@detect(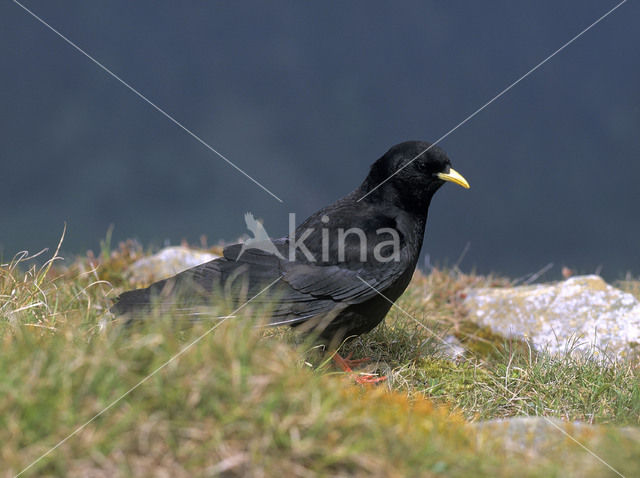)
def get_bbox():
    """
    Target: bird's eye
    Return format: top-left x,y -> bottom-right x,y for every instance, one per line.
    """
416,160 -> 429,172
